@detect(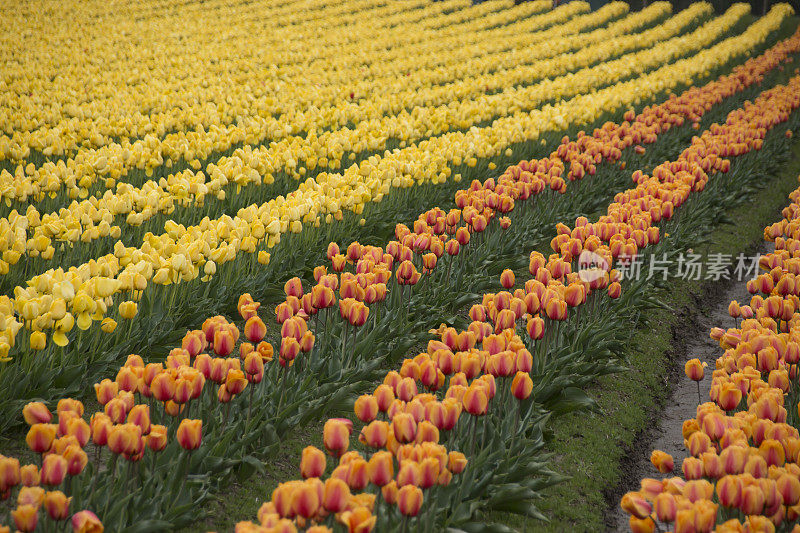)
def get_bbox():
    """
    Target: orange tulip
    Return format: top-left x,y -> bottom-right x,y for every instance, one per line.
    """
62,445 -> 88,476
93,379 -> 118,406
26,423 -> 56,454
526,316 -> 544,340
510,371 -> 533,400
44,490 -> 71,520
323,419 -> 351,457
90,413 -> 112,447
104,397 -> 128,424
176,419 -> 202,451
213,329 -> 235,356
225,369 -> 248,396
366,451 -> 393,487
322,477 -> 350,513
462,385 -> 488,416
397,485 -> 423,516
244,317 -> 267,343
127,404 -> 151,435
740,484 -> 765,515
19,465 -> 39,487
650,450 -> 673,474
71,510 -> 103,533
653,492 -> 677,523
108,423 -> 141,455
354,395 -> 378,423
684,359 -> 705,381
629,516 -> 655,533
22,402 -> 52,425
500,269 -> 515,289
359,420 -> 389,449
338,505 -> 376,533
150,373 -> 175,403
300,446 -> 326,479
40,454 -> 67,486
777,473 -> 800,506
11,504 -> 38,532
0,456 -> 20,492
717,382 -> 742,411
392,413 -> 417,444
291,480 -> 319,519
620,491 -> 652,519
146,425 -> 168,452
